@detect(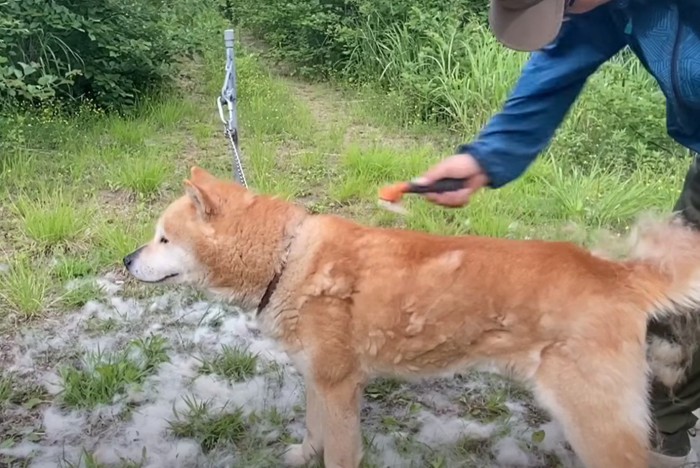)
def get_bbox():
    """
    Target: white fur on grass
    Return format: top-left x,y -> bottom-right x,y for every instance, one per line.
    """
494,437 -> 532,466
415,411 -> 496,446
